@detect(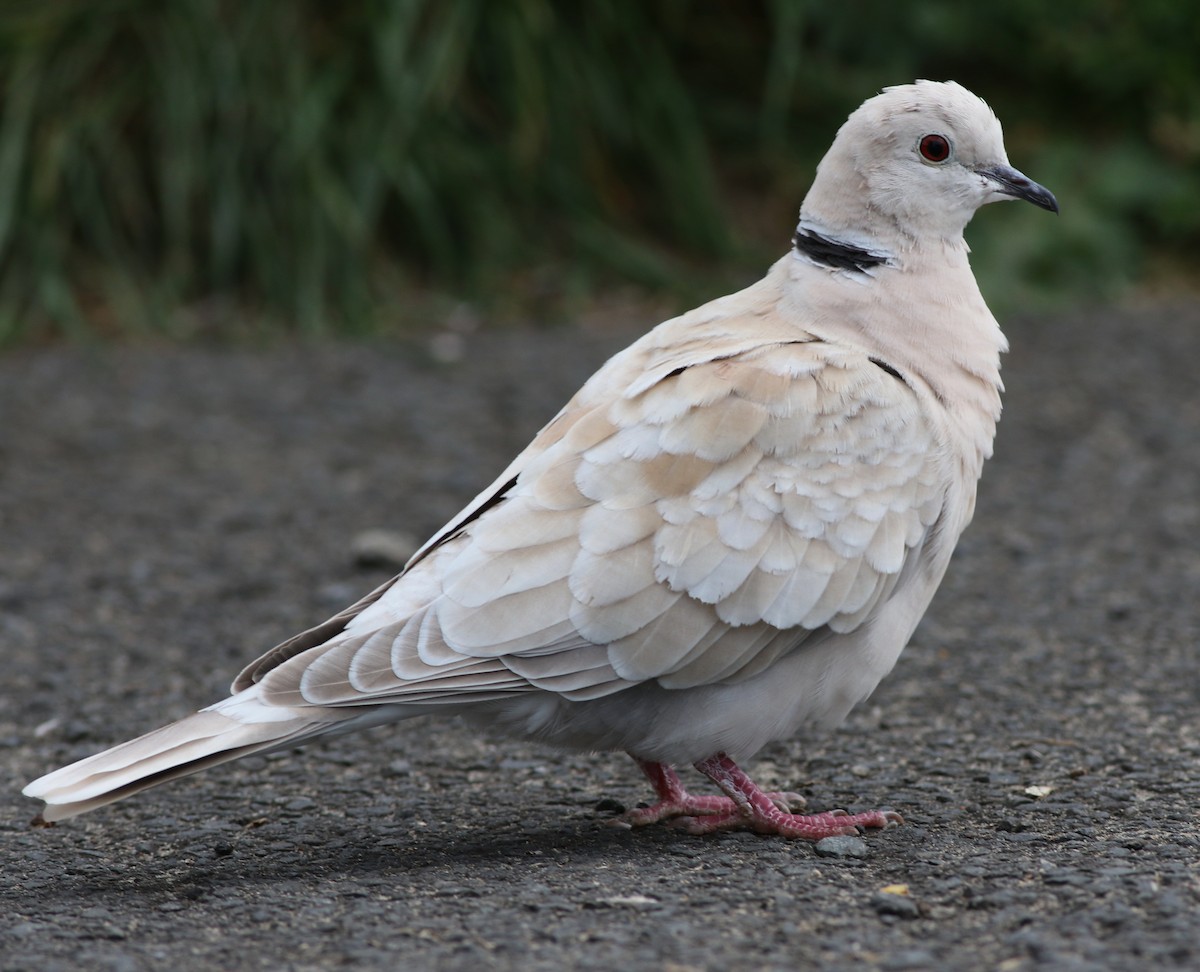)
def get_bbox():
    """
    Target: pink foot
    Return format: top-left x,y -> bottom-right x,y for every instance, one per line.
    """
613,753 -> 902,841
614,759 -> 806,828
682,753 -> 903,840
